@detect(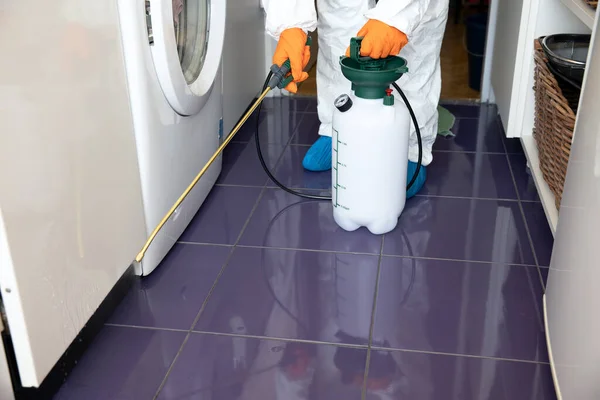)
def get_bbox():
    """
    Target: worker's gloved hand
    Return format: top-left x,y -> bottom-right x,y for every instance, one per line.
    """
345,19 -> 408,59
273,28 -> 311,93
